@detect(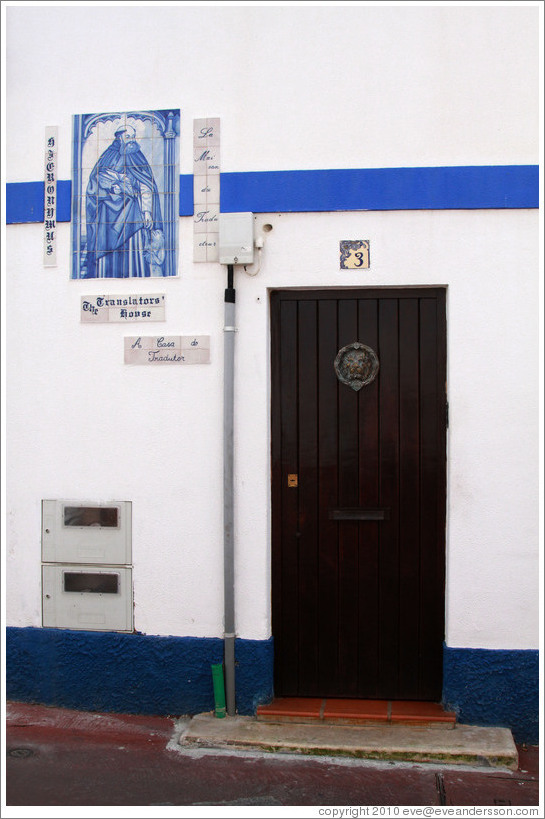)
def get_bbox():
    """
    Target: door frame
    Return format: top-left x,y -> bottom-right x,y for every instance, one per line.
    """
269,285 -> 448,700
